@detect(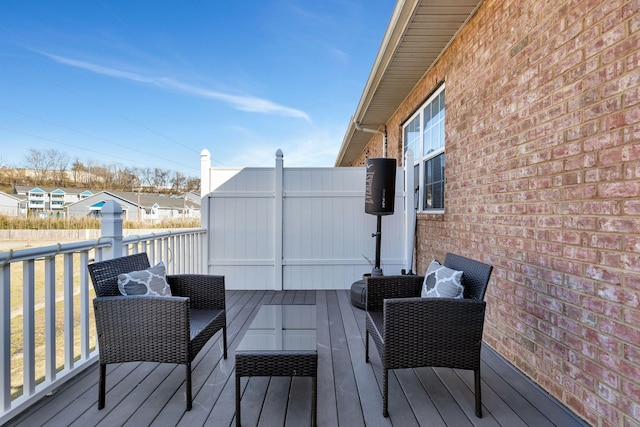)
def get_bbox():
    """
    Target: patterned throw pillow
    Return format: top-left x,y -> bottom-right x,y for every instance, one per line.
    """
421,259 -> 464,299
117,262 -> 172,296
